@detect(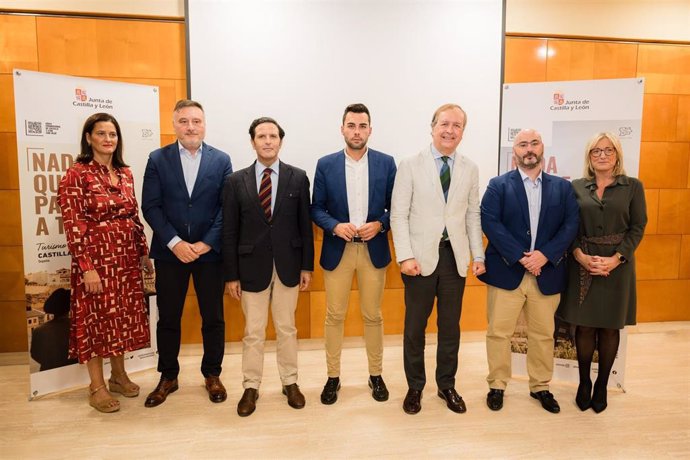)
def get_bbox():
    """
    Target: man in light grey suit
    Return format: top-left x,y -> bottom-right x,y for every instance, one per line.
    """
390,103 -> 485,415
